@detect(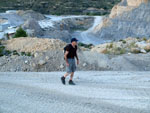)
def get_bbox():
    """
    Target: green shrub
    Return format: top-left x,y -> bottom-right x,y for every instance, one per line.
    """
0,46 -> 12,56
26,52 -> 32,56
120,48 -> 126,54
21,52 -> 26,56
13,27 -> 27,38
13,50 -> 20,56
21,51 -> 32,56
78,42 -> 93,49
106,46 -> 126,55
143,37 -> 147,41
112,47 -> 120,55
122,40 -> 126,44
5,50 -> 12,55
0,46 -> 5,56
106,43 -> 113,49
0,46 -> 5,50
